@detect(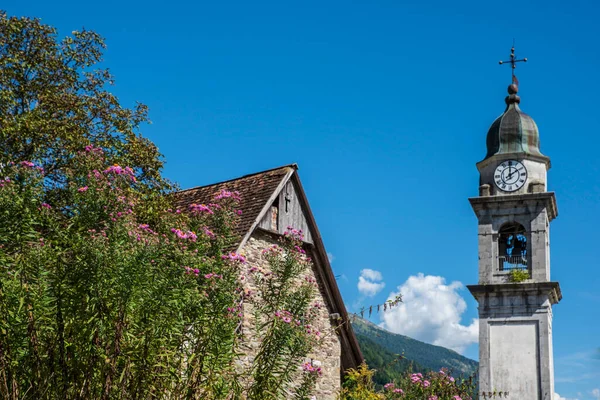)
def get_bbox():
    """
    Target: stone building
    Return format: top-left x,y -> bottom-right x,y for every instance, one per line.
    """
467,77 -> 562,399
173,164 -> 363,398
